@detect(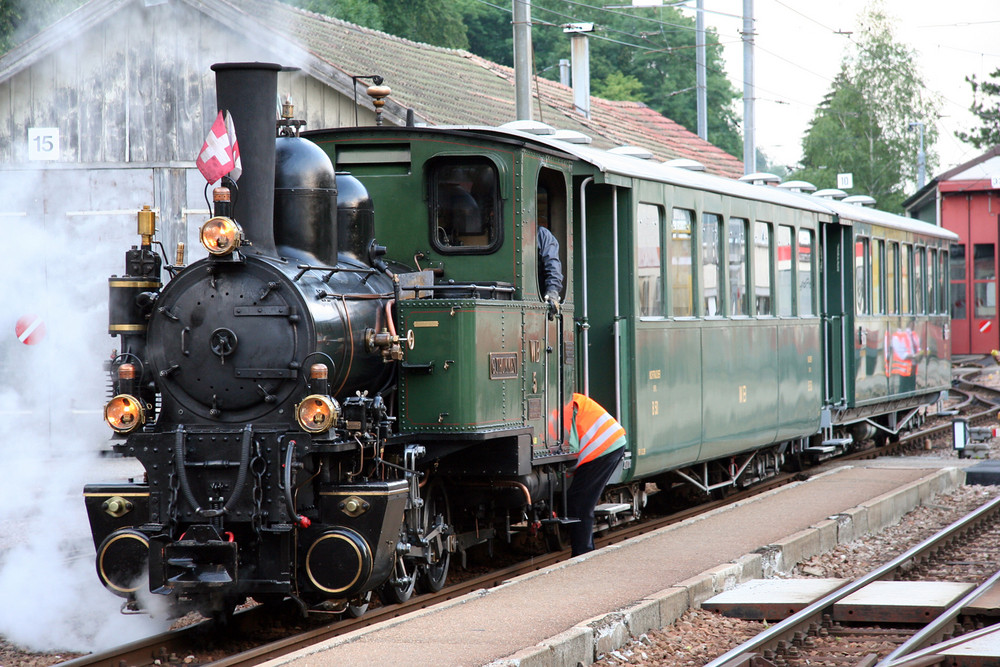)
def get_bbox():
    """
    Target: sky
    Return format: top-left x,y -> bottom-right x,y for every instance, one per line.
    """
687,0 -> 1000,175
